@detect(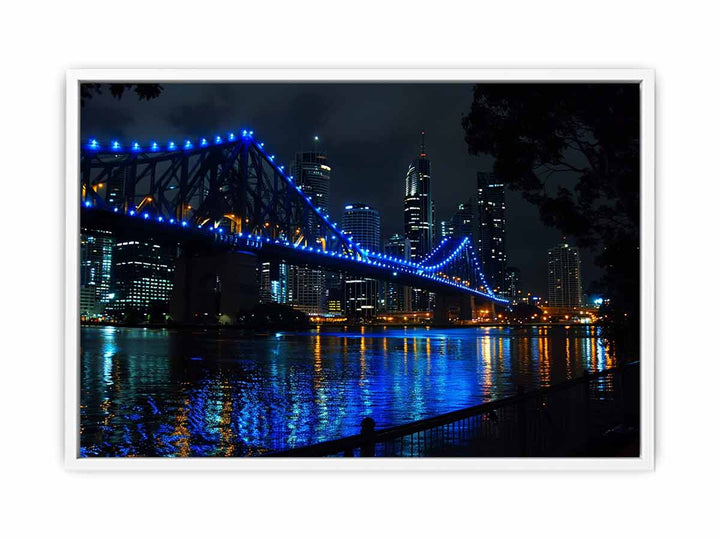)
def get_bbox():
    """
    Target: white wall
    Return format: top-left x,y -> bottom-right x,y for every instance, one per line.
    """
1,1 -> 717,537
